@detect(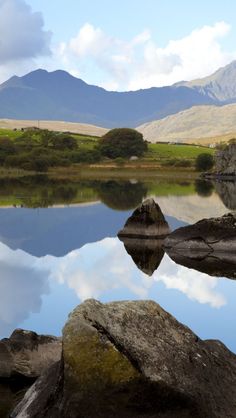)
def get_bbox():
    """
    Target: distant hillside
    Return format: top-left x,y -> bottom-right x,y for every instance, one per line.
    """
176,60 -> 236,102
0,69 -> 214,128
0,119 -> 108,137
137,103 -> 236,143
